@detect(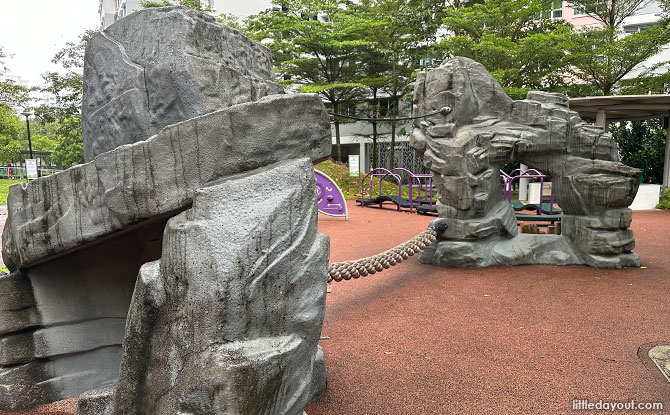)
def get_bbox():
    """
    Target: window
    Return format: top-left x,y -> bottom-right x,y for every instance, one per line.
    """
625,25 -> 650,34
550,0 -> 563,19
534,1 -> 563,20
573,5 -> 586,16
